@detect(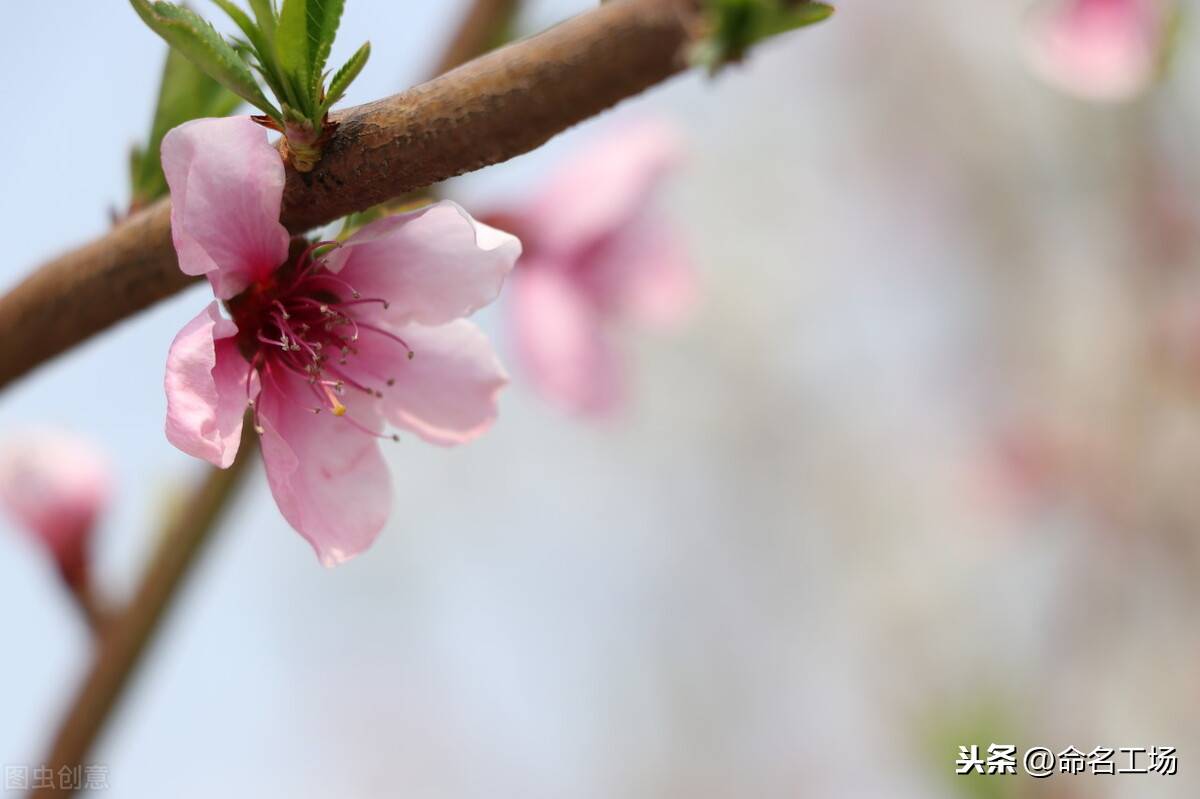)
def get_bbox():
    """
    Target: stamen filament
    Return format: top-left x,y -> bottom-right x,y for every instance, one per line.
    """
322,383 -> 347,416
356,321 -> 414,358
